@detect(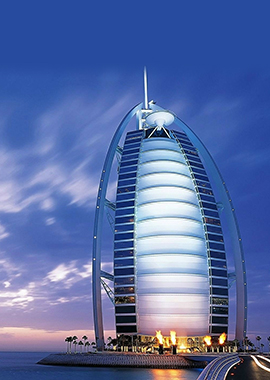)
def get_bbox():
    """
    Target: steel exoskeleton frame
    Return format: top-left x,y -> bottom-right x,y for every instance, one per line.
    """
92,103 -> 247,351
